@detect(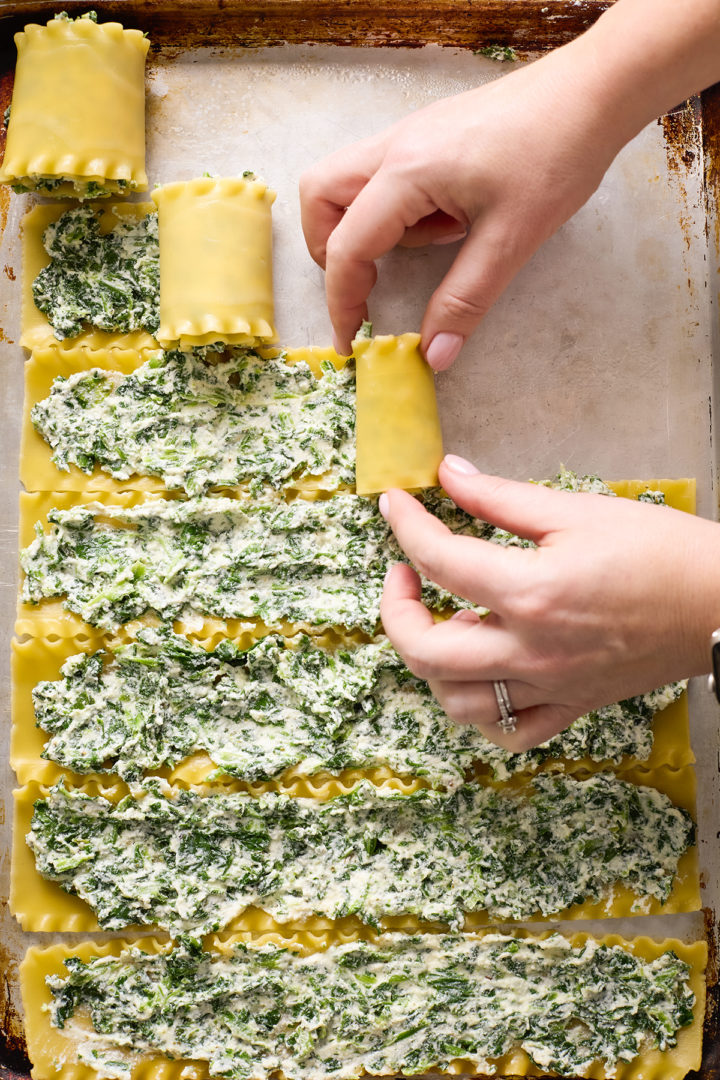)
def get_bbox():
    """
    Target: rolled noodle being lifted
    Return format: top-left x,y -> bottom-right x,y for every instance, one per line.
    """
0,13 -> 148,198
152,176 -> 277,350
353,331 -> 444,495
